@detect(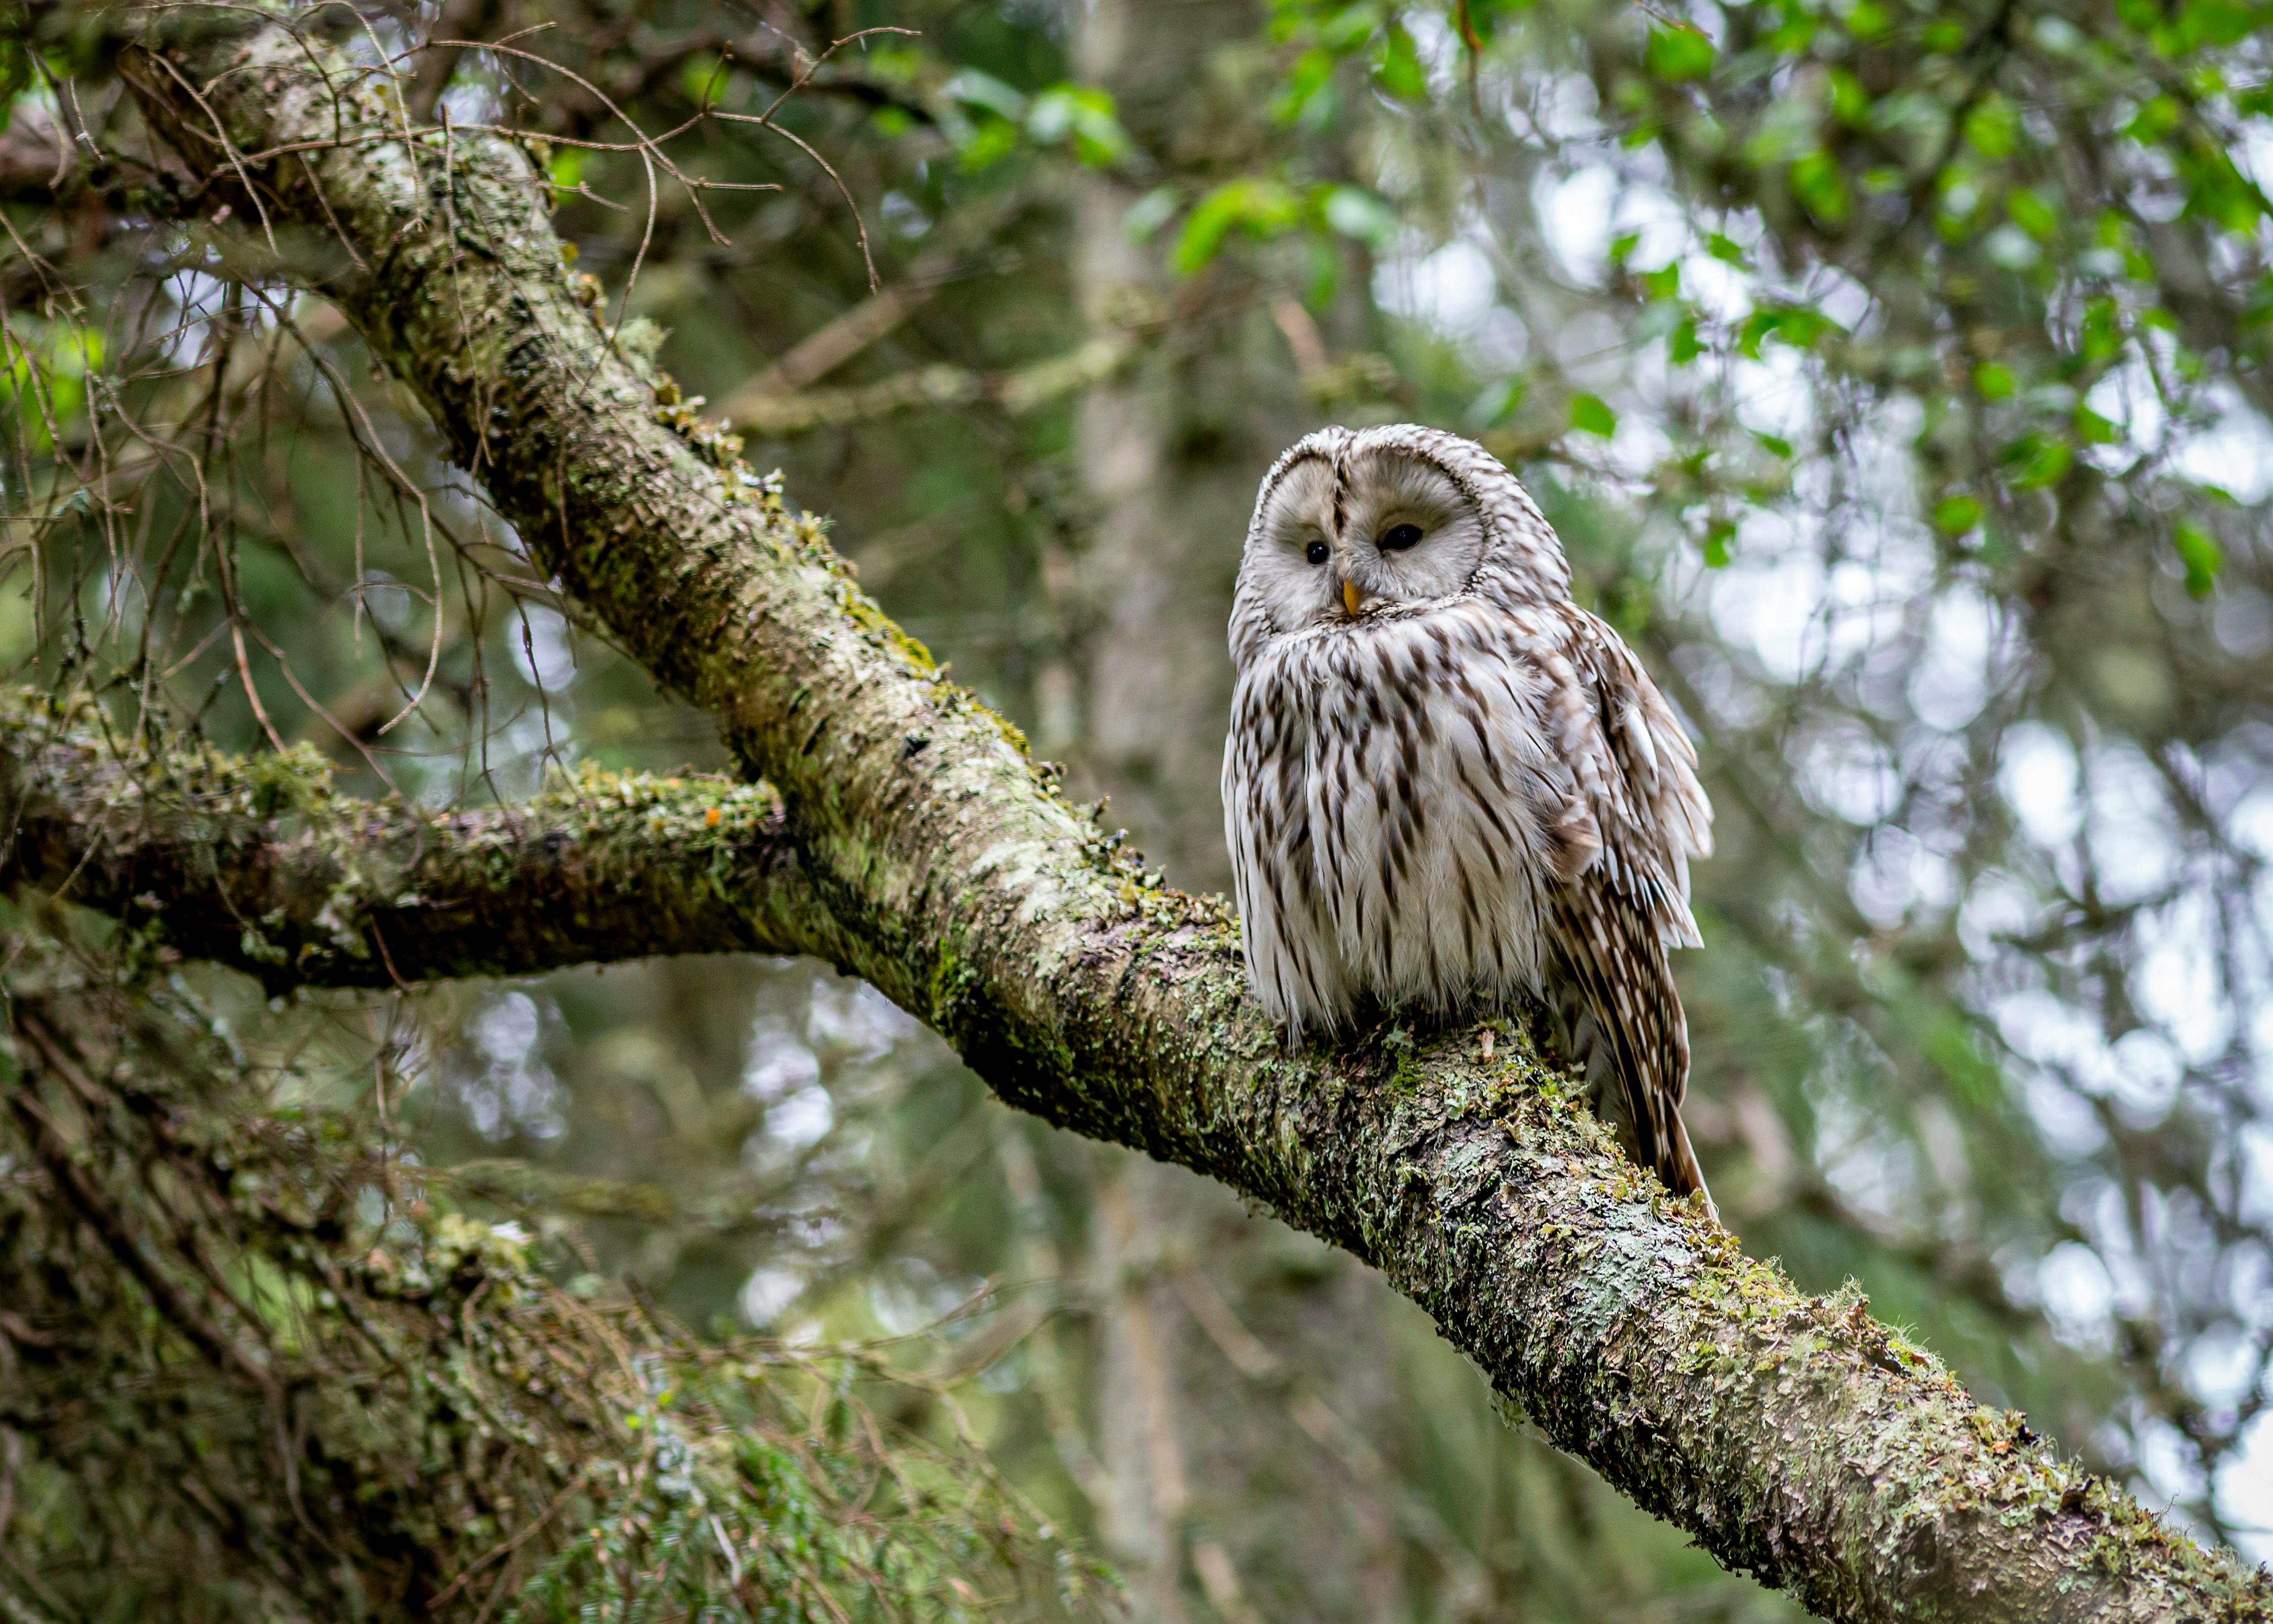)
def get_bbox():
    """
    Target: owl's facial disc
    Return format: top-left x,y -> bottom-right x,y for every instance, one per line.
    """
1246,455 -> 1349,631
1335,447 -> 1488,610
1245,443 -> 1488,635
